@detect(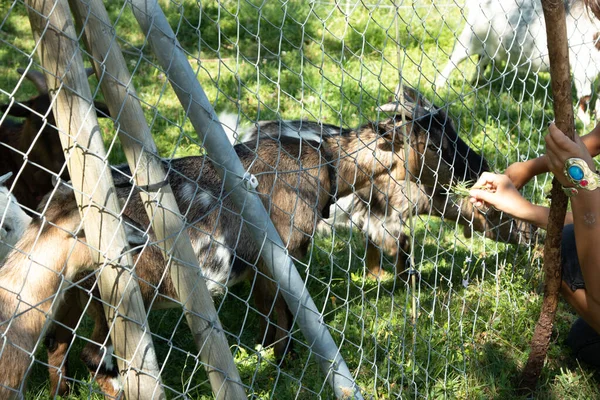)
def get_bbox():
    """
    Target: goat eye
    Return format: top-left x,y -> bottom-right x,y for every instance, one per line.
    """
427,143 -> 440,152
